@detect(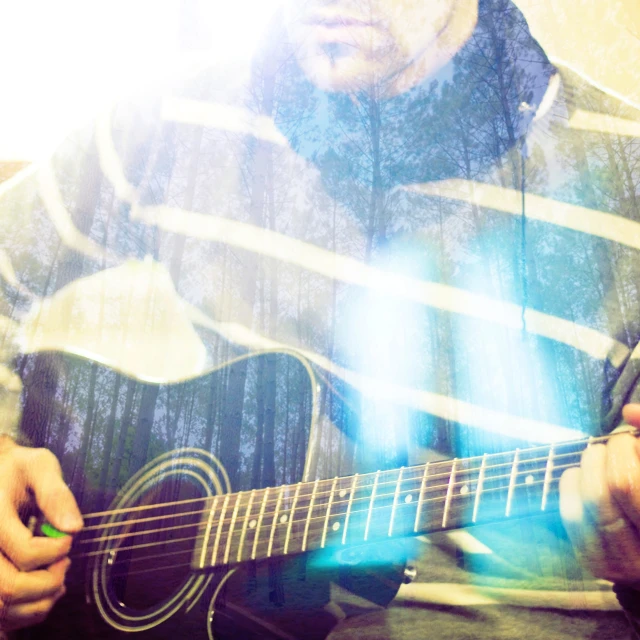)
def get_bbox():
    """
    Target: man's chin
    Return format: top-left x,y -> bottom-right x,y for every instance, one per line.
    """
298,54 -> 380,93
